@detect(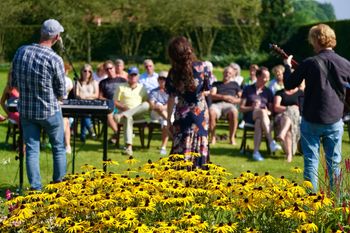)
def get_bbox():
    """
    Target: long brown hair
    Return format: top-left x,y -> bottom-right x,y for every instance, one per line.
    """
168,36 -> 197,92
